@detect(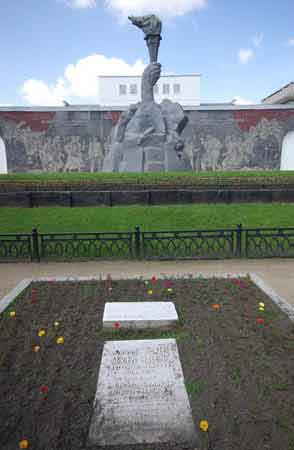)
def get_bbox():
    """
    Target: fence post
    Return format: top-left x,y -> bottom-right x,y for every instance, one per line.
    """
134,225 -> 141,259
32,228 -> 40,262
236,223 -> 243,258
